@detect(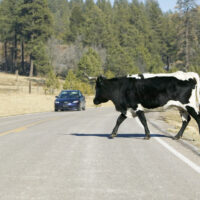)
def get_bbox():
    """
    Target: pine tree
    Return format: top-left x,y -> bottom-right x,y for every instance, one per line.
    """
63,69 -> 93,94
175,0 -> 198,71
63,69 -> 78,90
107,44 -> 139,76
161,13 -> 178,70
17,0 -> 53,92
145,0 -> 164,55
0,0 -> 23,73
77,48 -> 103,80
47,0 -> 70,40
67,4 -> 84,42
82,3 -> 108,47
44,69 -> 60,94
113,0 -> 130,47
